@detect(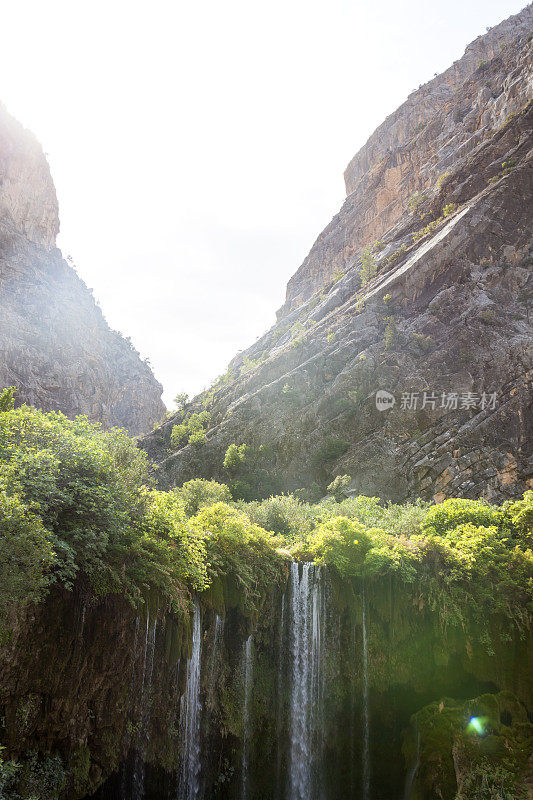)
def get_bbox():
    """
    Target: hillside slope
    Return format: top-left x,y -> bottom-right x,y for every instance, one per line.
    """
143,6 -> 533,501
